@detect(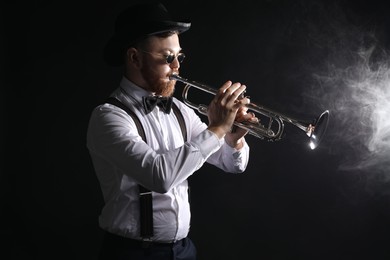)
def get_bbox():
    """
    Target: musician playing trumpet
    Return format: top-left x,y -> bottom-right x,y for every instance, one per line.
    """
86,3 -> 257,260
